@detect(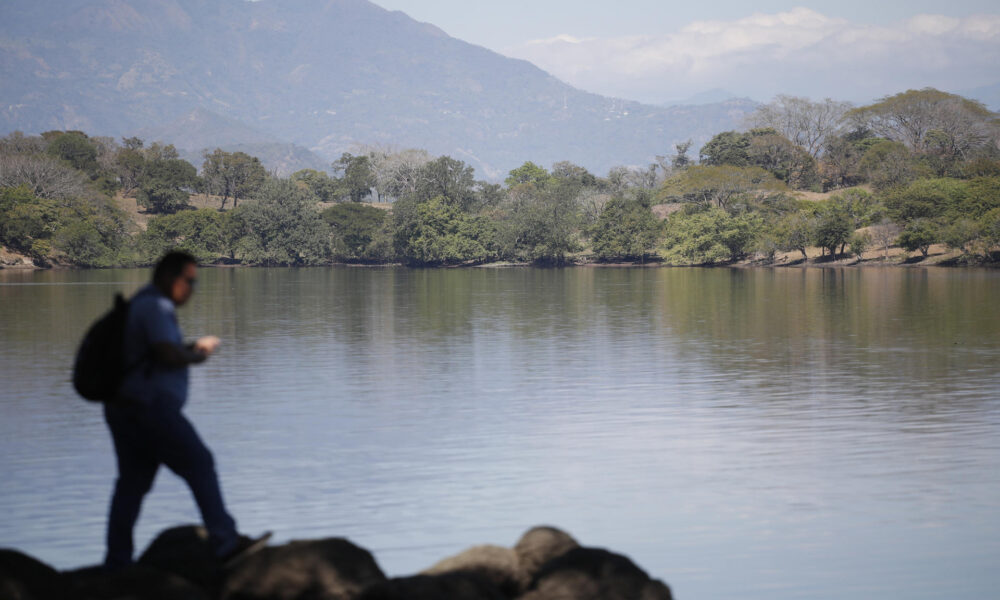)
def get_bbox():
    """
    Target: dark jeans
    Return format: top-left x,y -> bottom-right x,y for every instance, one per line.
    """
103,401 -> 238,567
